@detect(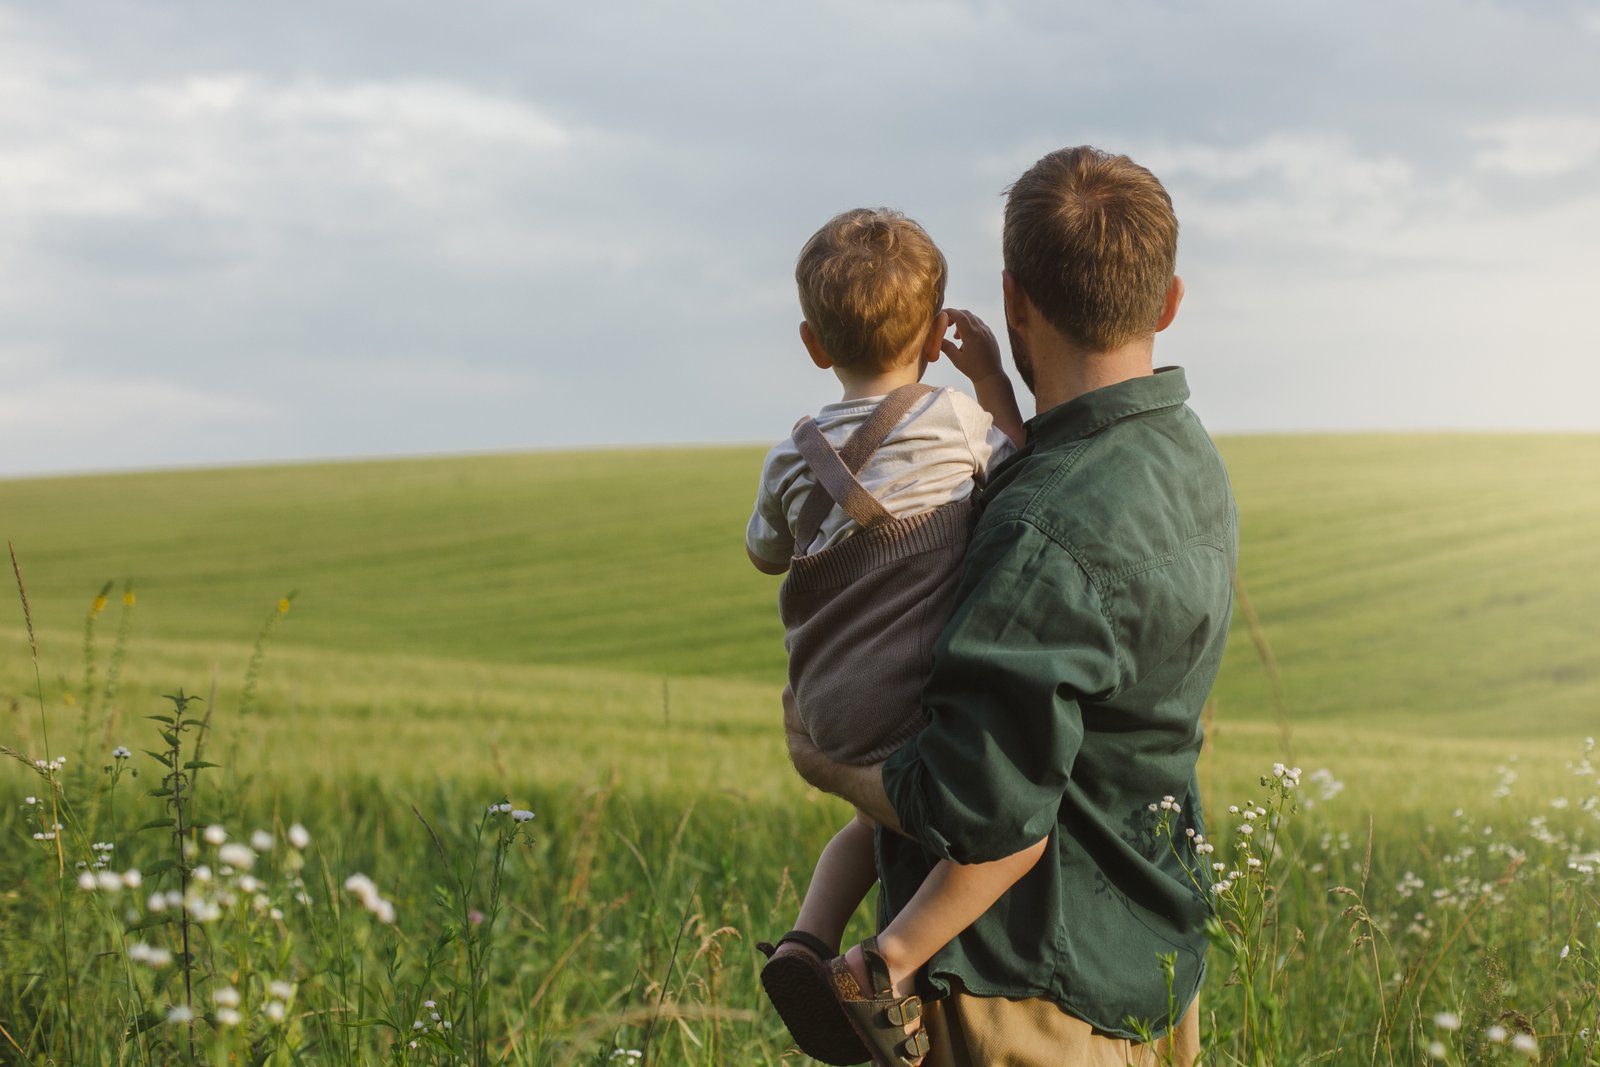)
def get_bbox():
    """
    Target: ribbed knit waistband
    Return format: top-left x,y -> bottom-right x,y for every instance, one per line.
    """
783,499 -> 974,595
